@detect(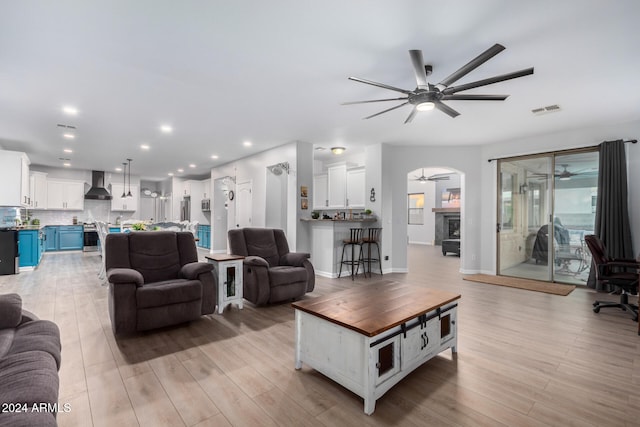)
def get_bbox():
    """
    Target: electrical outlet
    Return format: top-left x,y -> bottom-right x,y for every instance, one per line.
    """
384,255 -> 389,261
